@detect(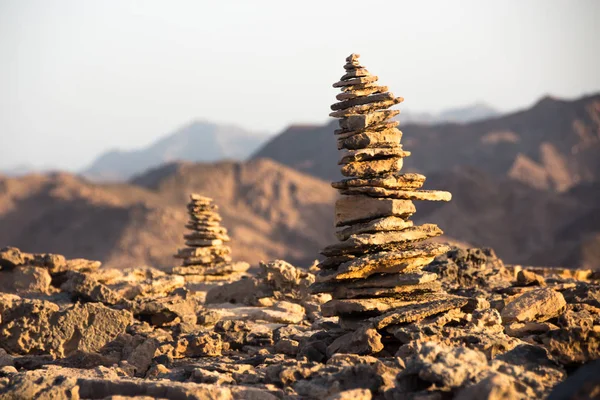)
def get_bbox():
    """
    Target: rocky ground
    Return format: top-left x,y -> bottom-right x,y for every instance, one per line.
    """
0,246 -> 599,399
